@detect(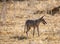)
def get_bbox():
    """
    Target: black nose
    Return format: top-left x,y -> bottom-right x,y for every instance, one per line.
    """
46,22 -> 47,24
